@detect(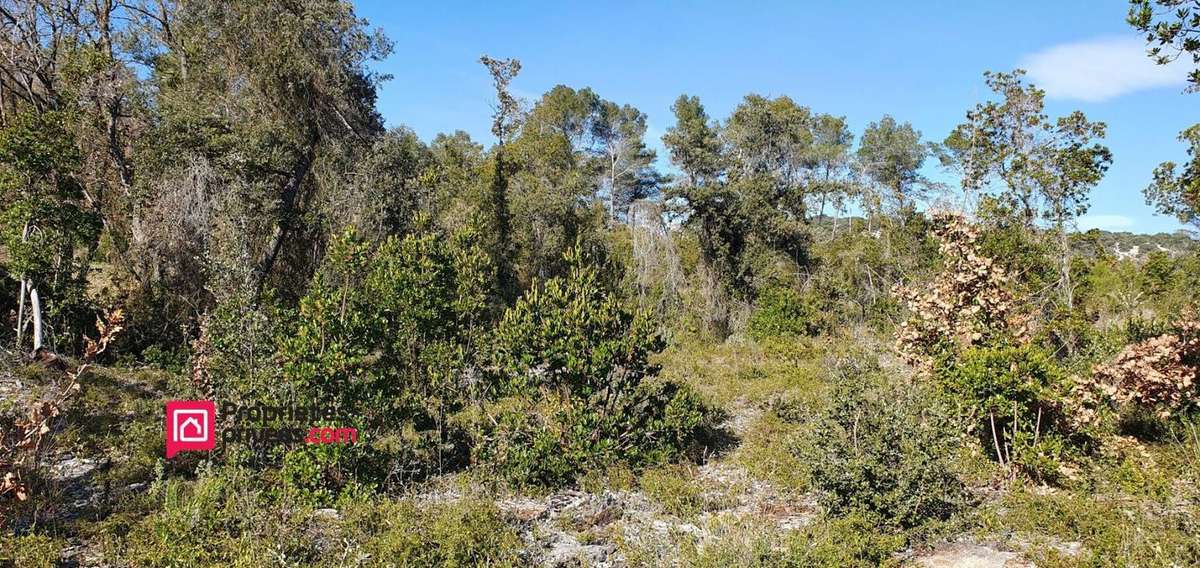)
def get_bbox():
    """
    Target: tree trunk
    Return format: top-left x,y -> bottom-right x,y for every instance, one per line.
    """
15,221 -> 29,350
609,156 -> 617,220
1060,225 -> 1072,311
29,284 -> 43,352
251,140 -> 317,302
